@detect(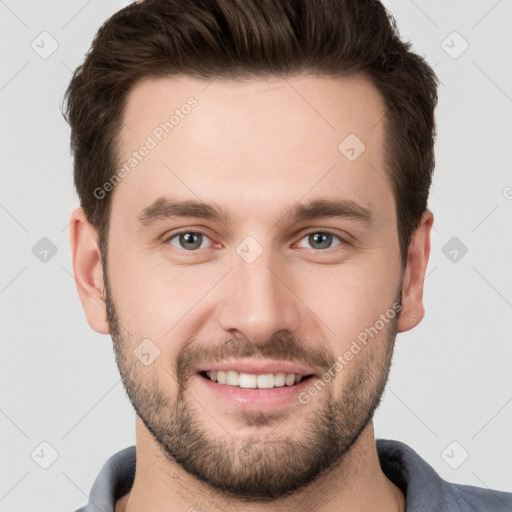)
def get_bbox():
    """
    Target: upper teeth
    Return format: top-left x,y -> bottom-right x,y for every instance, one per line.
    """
205,370 -> 304,388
